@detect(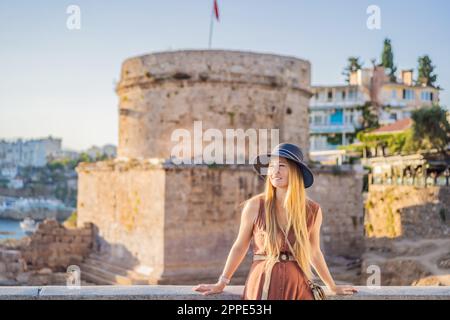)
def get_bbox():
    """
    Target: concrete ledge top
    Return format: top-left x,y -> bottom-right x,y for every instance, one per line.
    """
0,285 -> 449,300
